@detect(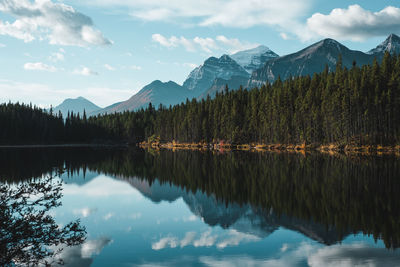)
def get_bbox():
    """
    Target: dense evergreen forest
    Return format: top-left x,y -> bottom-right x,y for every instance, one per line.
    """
0,103 -> 109,144
1,52 -> 399,145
